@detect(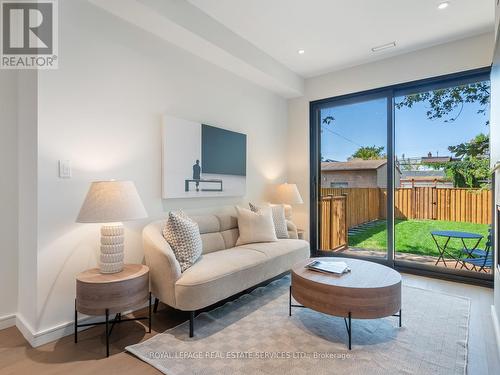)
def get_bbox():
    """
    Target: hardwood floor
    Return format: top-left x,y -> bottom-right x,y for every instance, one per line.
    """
0,274 -> 499,374
403,274 -> 500,375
